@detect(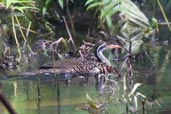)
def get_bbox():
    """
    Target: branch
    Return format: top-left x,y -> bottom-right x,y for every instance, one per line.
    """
62,16 -> 77,52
